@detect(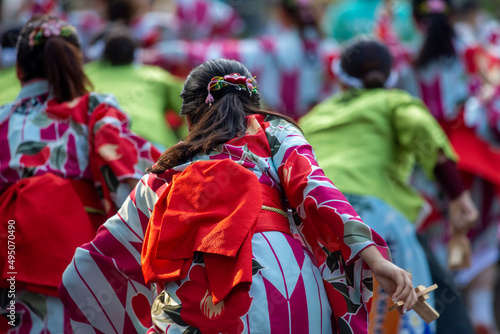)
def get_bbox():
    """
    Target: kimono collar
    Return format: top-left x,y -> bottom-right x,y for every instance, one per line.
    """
16,80 -> 50,101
